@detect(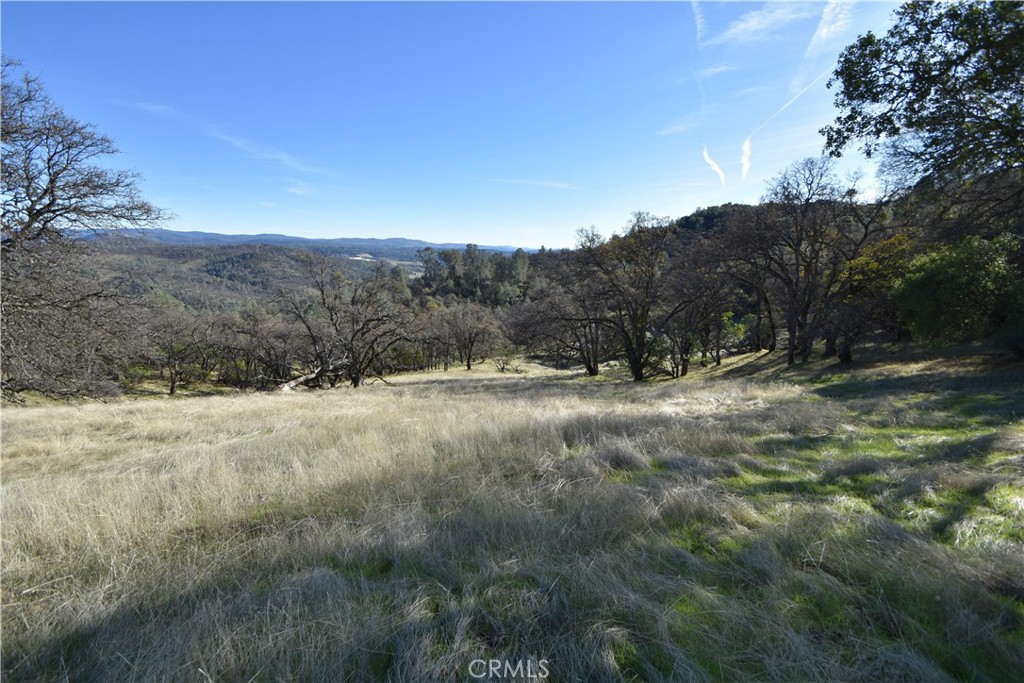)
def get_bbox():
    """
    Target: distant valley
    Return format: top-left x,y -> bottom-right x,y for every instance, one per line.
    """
94,228 -> 529,262
84,228 -> 536,313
